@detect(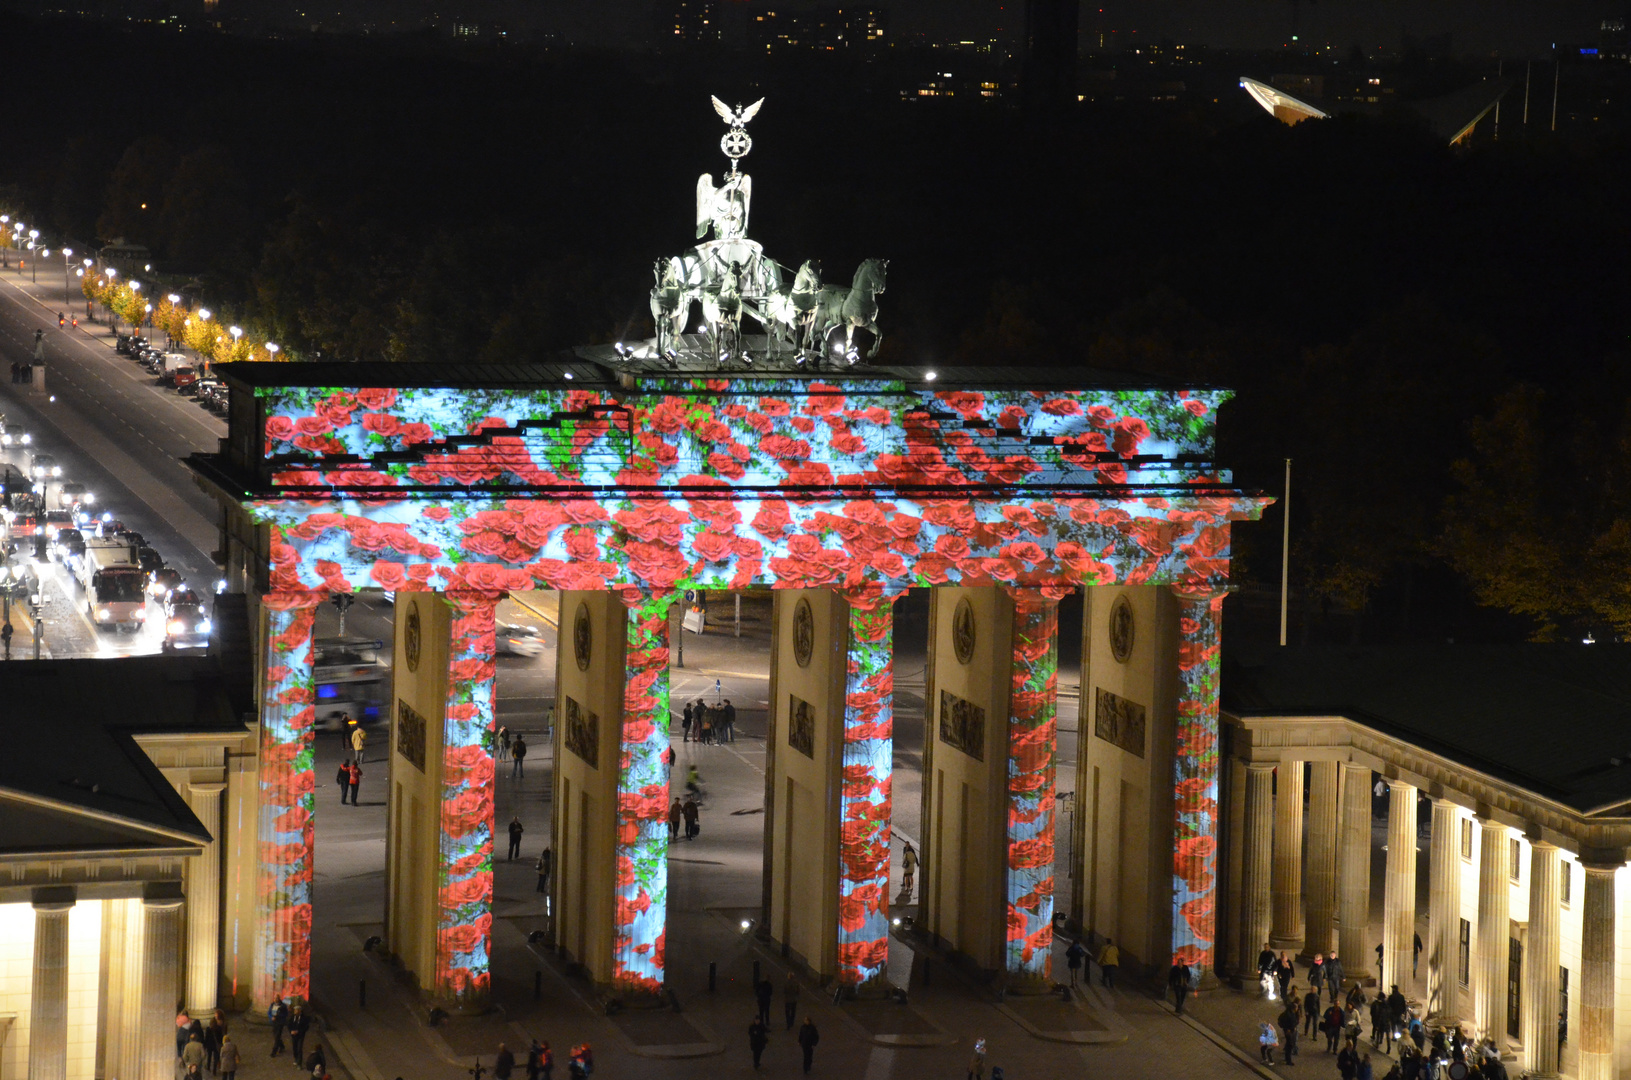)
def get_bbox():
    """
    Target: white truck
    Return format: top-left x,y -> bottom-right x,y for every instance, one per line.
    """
79,538 -> 147,630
